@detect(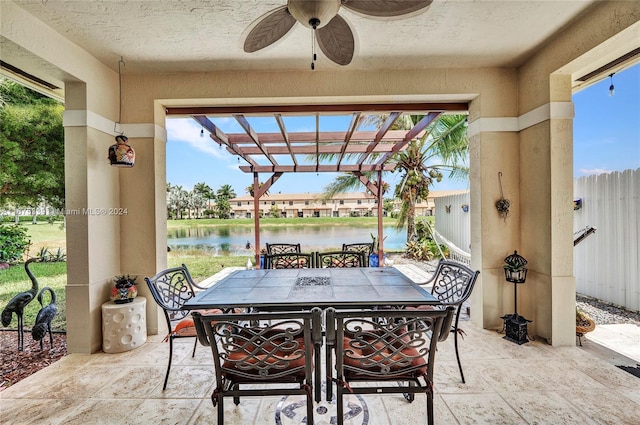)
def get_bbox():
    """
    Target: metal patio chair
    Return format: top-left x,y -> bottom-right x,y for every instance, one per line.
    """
326,307 -> 455,425
317,251 -> 366,268
265,243 -> 302,254
342,242 -> 374,266
263,252 -> 315,269
145,264 -> 221,390
407,259 -> 480,383
192,308 -> 323,424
